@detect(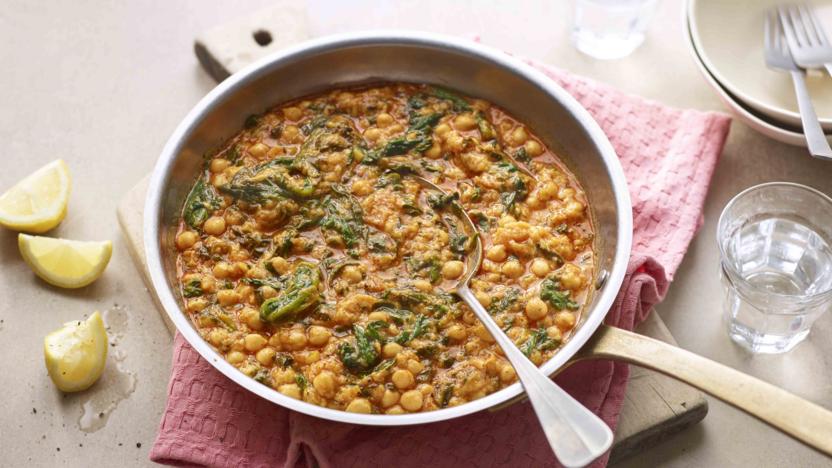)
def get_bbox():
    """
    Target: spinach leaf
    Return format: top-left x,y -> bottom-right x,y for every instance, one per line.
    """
476,112 -> 496,141
521,327 -> 560,357
367,230 -> 396,253
338,324 -> 380,373
394,314 -> 431,345
432,86 -> 471,111
540,278 -> 579,310
514,147 -> 531,164
373,358 -> 396,373
374,306 -> 412,325
426,192 -> 459,210
260,262 -> 321,323
320,190 -> 365,248
182,279 -> 203,298
488,288 -> 520,315
183,178 -> 219,228
438,384 -> 454,408
295,373 -> 308,391
364,112 -> 442,164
